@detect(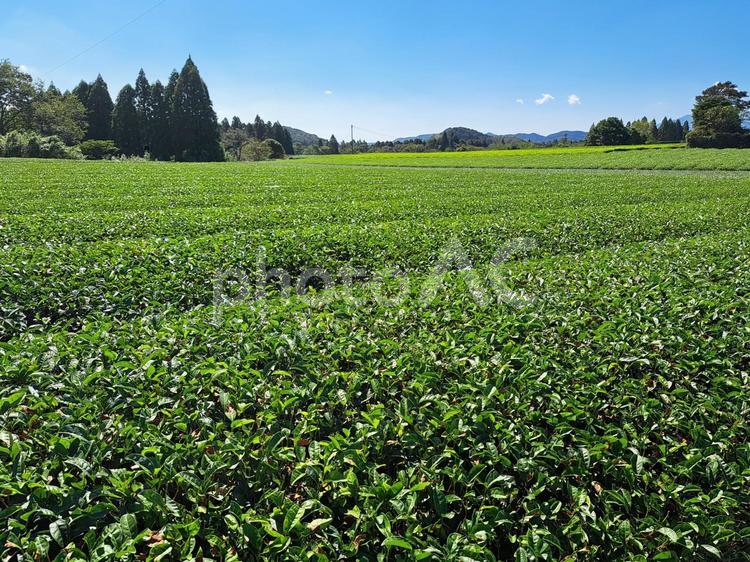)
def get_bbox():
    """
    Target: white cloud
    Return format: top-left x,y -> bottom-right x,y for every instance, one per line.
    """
535,93 -> 554,105
324,90 -> 333,95
567,94 -> 581,105
516,98 -> 524,104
